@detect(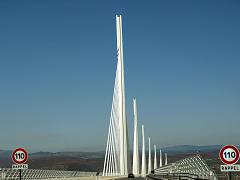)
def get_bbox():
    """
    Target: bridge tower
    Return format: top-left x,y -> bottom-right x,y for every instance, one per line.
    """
159,149 -> 162,167
132,98 -> 139,176
103,15 -> 129,176
141,125 -> 146,177
148,138 -> 152,174
165,153 -> 168,165
154,145 -> 157,169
